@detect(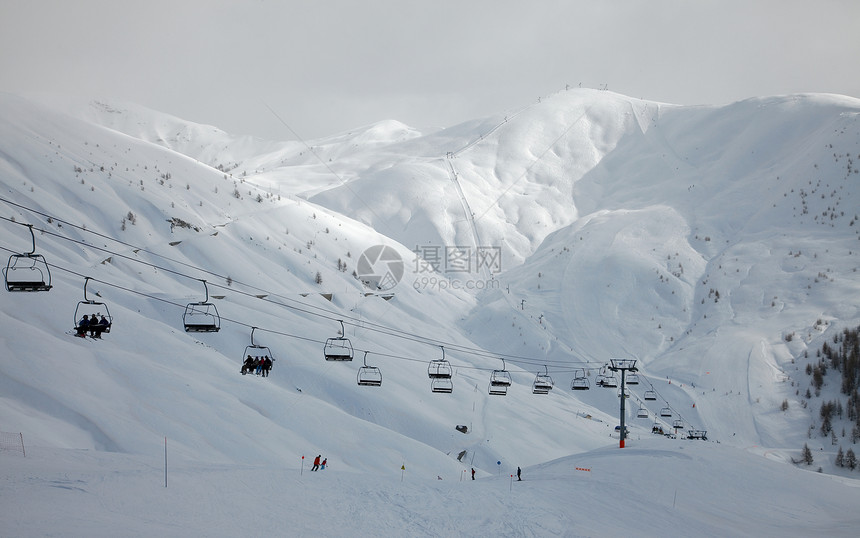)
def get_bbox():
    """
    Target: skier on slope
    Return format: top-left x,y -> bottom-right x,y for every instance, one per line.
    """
312,455 -> 321,471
